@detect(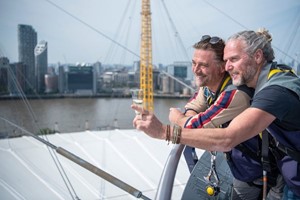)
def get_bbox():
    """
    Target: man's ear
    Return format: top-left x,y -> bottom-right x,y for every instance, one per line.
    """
254,49 -> 264,64
219,63 -> 226,73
